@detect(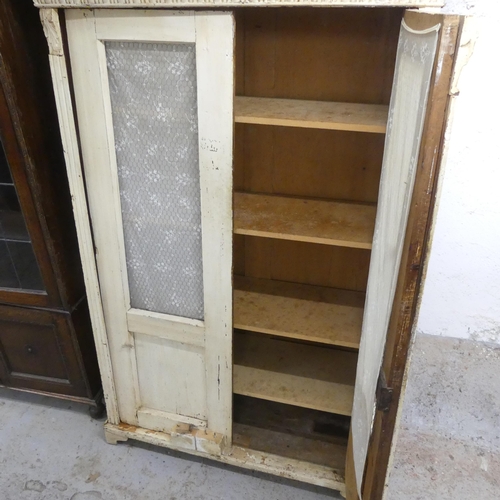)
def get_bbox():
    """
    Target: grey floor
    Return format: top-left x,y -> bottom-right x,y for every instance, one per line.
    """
0,388 -> 341,500
385,334 -> 500,500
